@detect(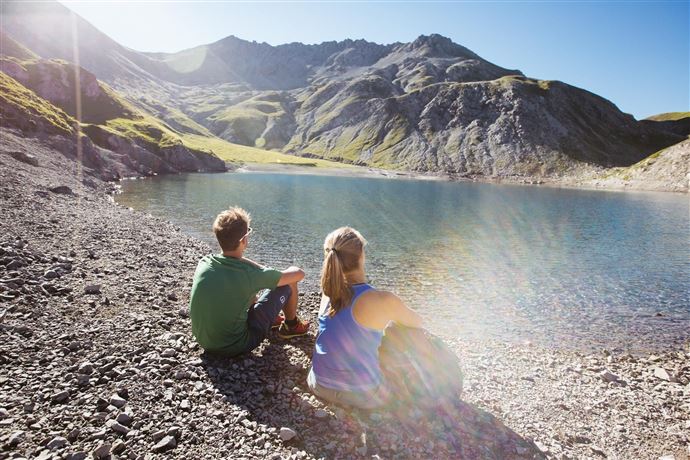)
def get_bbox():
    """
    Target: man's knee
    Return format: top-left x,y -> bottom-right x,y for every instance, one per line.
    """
274,284 -> 292,303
